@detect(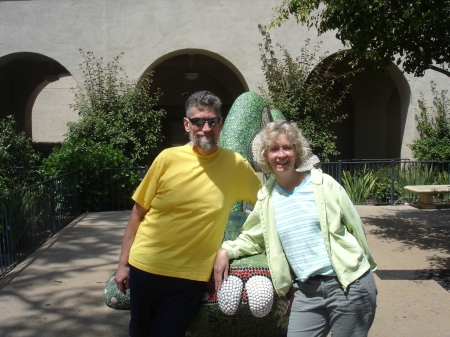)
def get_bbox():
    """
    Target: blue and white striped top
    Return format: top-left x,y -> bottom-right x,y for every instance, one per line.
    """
273,174 -> 335,282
